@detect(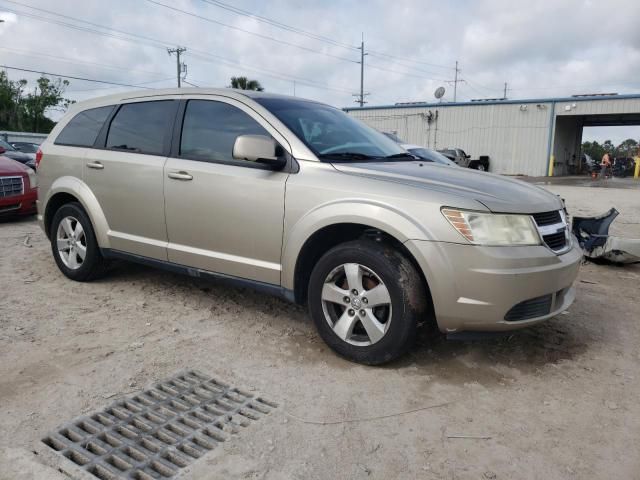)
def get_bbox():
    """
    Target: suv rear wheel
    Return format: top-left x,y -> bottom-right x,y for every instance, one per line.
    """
308,239 -> 427,365
50,202 -> 106,281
